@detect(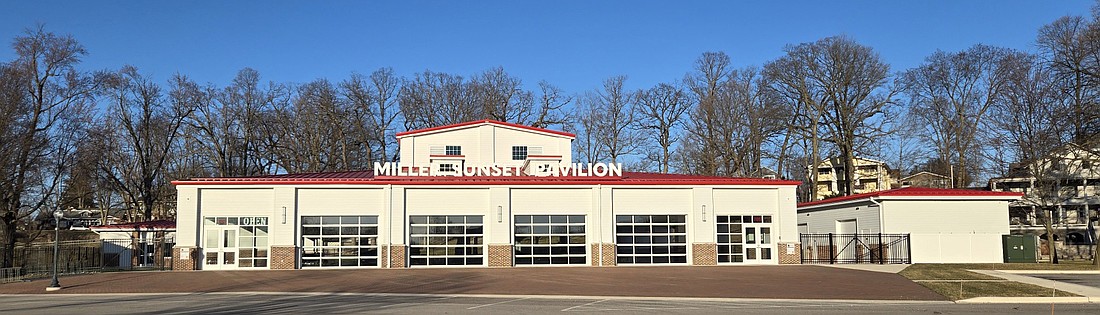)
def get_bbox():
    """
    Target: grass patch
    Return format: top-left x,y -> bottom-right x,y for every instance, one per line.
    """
899,264 -> 1085,301
900,264 -> 1000,280
918,281 -> 1078,301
